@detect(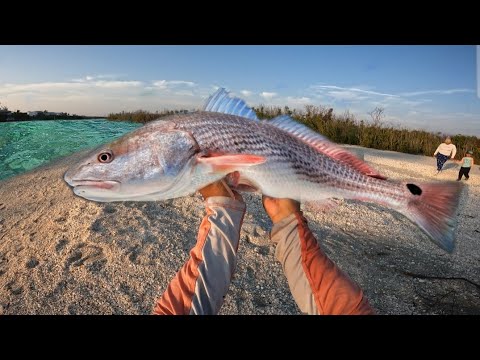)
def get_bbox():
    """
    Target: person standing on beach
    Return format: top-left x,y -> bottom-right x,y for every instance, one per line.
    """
152,179 -> 374,315
434,136 -> 457,174
457,150 -> 474,181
